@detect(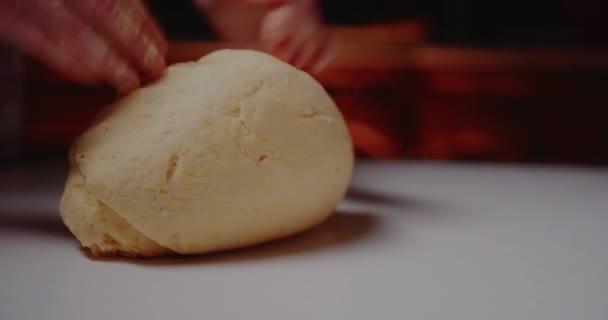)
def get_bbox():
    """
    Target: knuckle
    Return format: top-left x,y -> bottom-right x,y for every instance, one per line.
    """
110,3 -> 145,41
